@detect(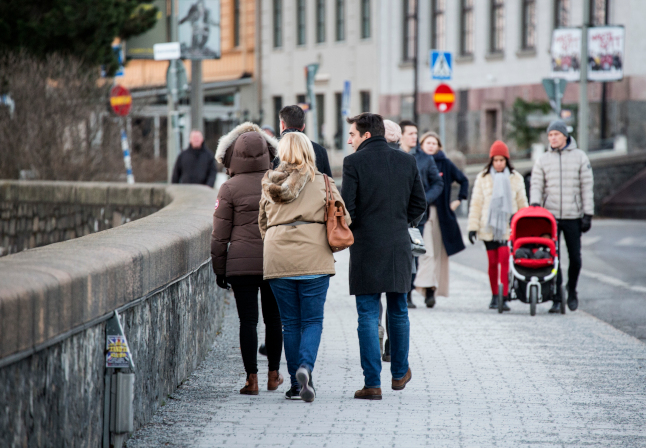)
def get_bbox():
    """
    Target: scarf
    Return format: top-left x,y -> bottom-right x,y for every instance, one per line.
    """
487,167 -> 513,242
